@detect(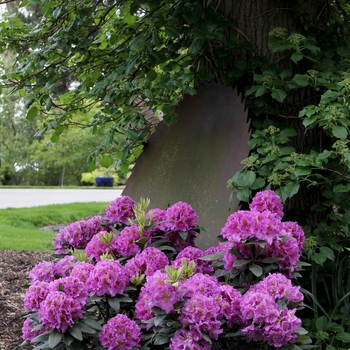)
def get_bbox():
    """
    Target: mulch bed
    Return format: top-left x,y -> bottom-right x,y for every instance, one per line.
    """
0,250 -> 54,350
